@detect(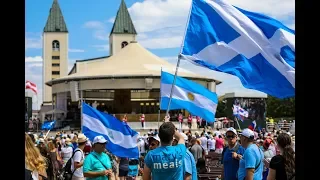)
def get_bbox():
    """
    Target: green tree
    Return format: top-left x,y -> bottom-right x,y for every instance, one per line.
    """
216,100 -> 227,117
266,96 -> 295,118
